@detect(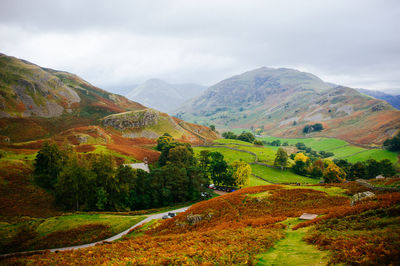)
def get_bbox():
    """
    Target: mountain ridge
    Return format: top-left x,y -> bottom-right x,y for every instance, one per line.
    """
0,53 -> 217,145
175,67 -> 400,145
